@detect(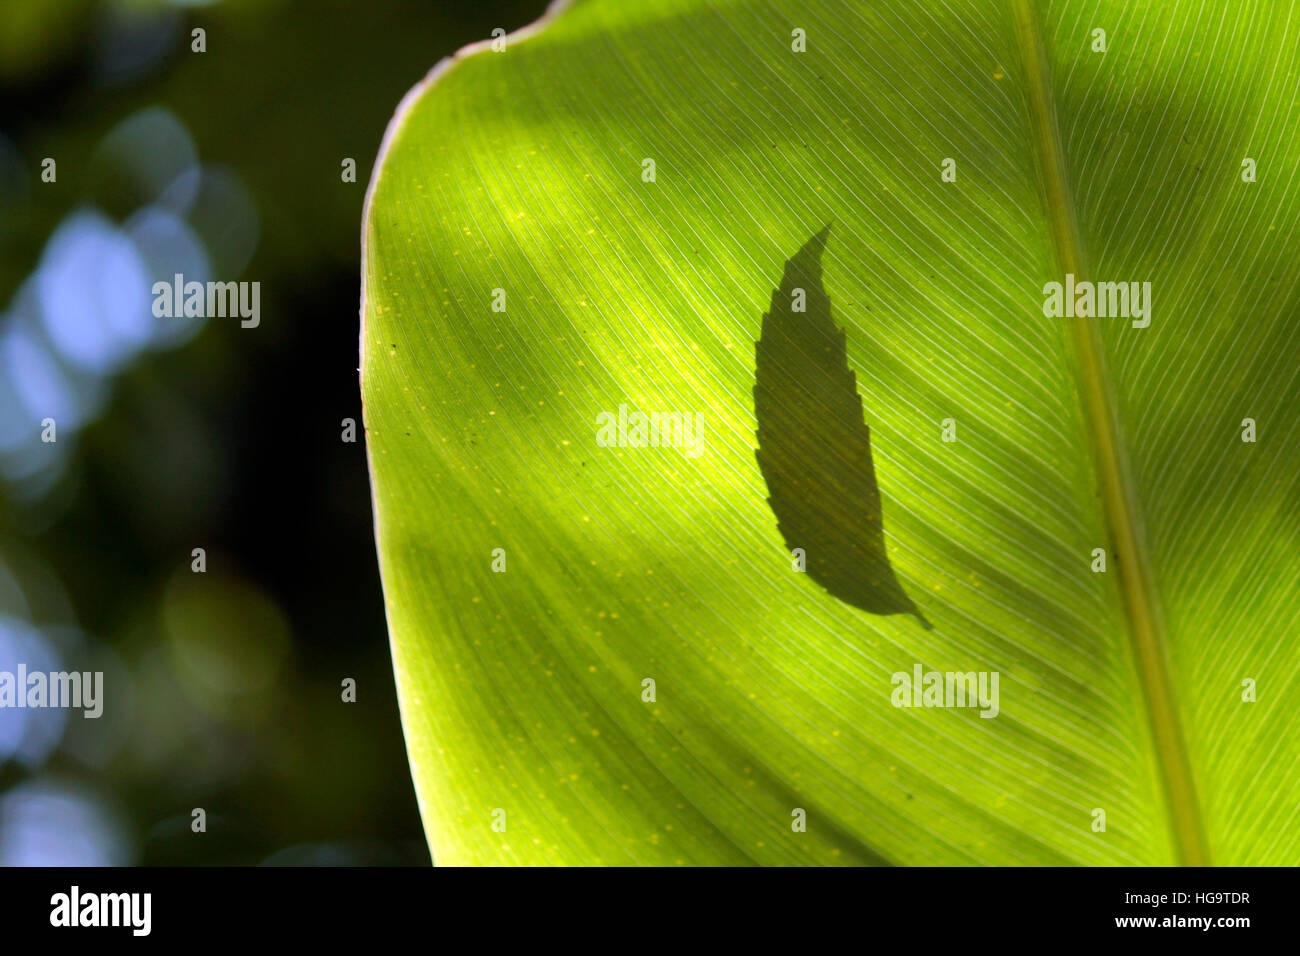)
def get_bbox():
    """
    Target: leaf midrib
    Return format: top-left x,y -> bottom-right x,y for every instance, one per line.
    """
1011,0 -> 1211,866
